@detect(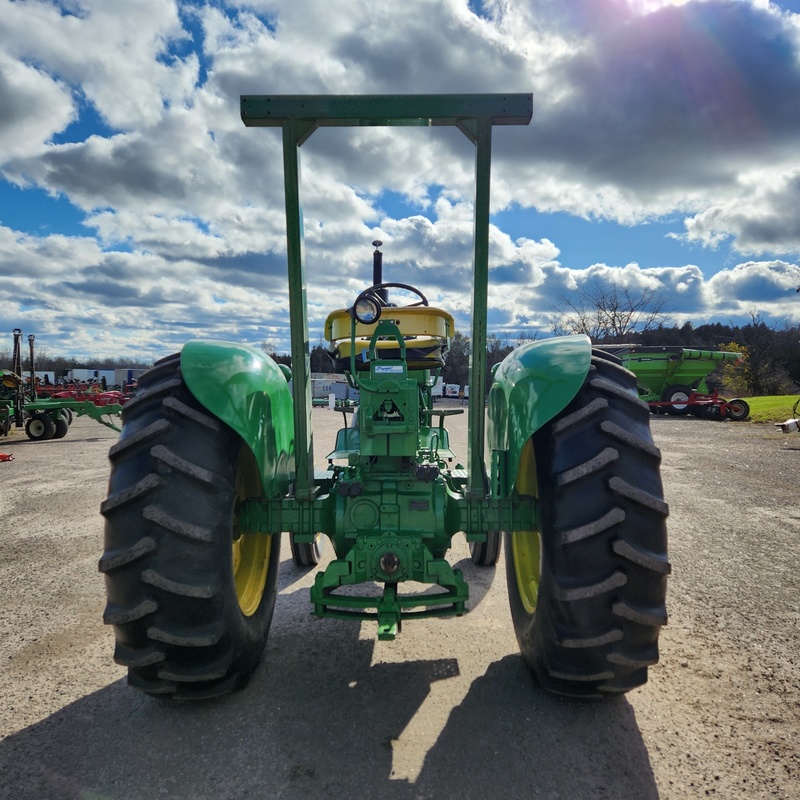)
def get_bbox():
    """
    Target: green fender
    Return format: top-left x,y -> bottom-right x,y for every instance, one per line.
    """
180,340 -> 294,499
487,335 -> 592,498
